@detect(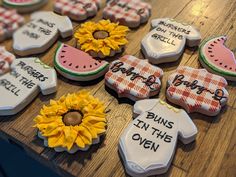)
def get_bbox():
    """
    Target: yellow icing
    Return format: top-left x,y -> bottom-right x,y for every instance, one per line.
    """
34,58 -> 51,69
159,99 -> 180,113
34,90 -> 107,151
74,20 -> 129,56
